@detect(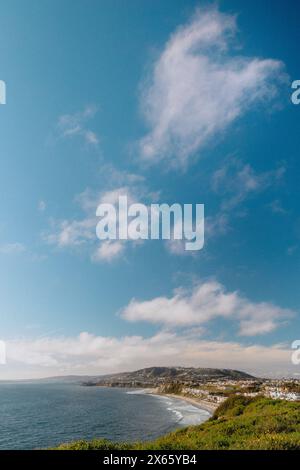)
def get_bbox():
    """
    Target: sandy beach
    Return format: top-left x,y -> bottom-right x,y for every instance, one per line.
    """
163,394 -> 218,414
144,388 -> 218,414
